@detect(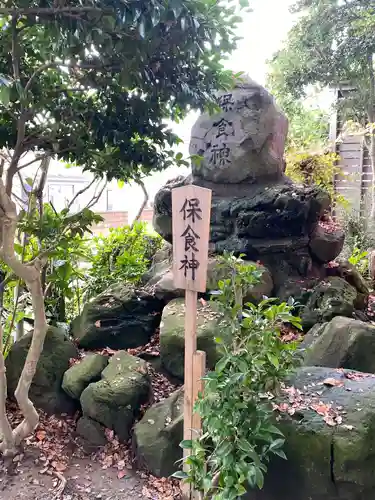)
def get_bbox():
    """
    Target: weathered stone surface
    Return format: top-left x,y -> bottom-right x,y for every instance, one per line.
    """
133,389 -> 183,478
153,178 -> 330,263
72,283 -> 164,350
301,316 -> 375,372
80,352 -> 151,441
149,258 -> 273,304
309,225 -> 345,263
190,78 -> 288,184
141,241 -> 172,286
328,259 -> 370,298
245,367 -> 375,500
76,416 -> 107,448
160,299 -> 223,380
62,354 -> 108,400
301,277 -> 357,330
6,327 -> 78,415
